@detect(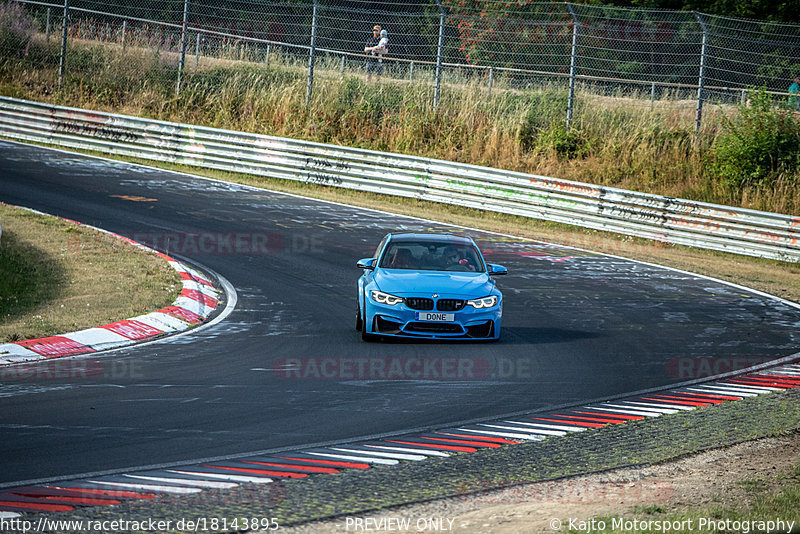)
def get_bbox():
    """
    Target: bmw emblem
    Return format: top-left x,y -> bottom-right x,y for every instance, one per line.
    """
432,294 -> 439,298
